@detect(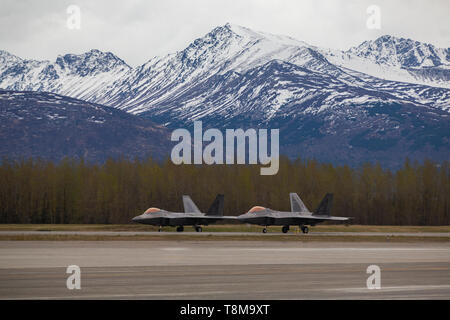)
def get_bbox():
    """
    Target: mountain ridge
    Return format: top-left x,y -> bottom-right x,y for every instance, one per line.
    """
0,90 -> 170,162
1,24 -> 449,168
